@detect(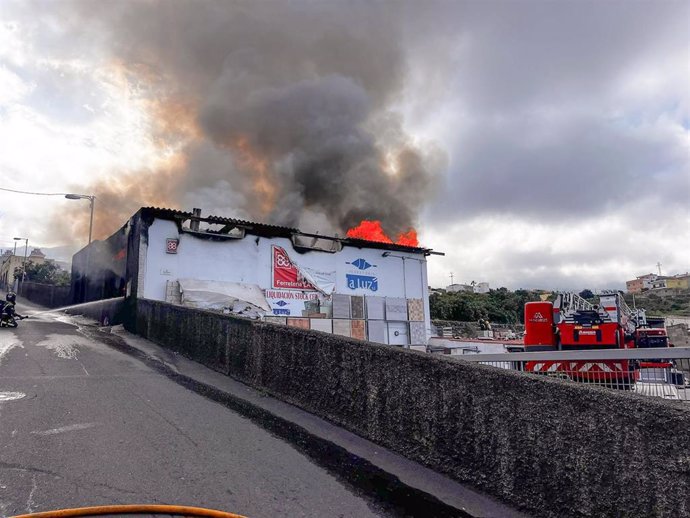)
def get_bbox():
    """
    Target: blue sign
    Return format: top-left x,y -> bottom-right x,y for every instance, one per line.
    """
346,274 -> 378,292
347,258 -> 375,270
273,309 -> 290,315
275,300 -> 288,307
